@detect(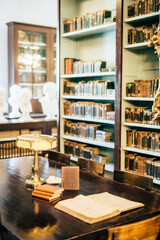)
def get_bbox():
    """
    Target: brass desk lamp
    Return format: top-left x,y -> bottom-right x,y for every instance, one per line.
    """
16,134 -> 57,188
